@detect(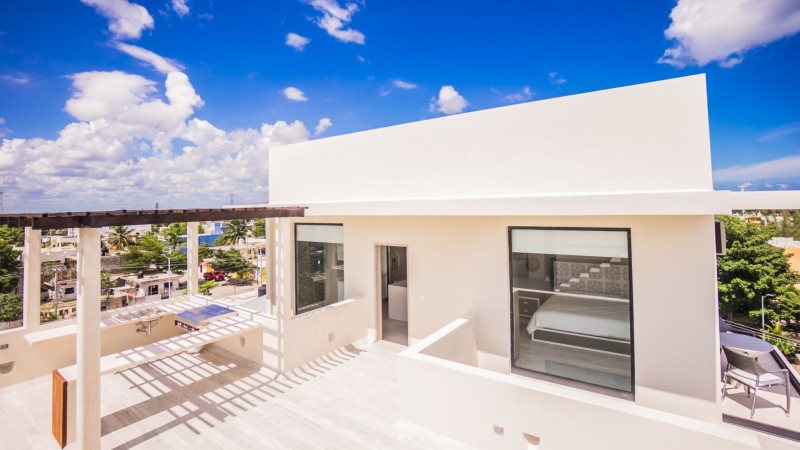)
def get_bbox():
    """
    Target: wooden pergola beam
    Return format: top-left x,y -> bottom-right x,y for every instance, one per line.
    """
0,206 -> 306,229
